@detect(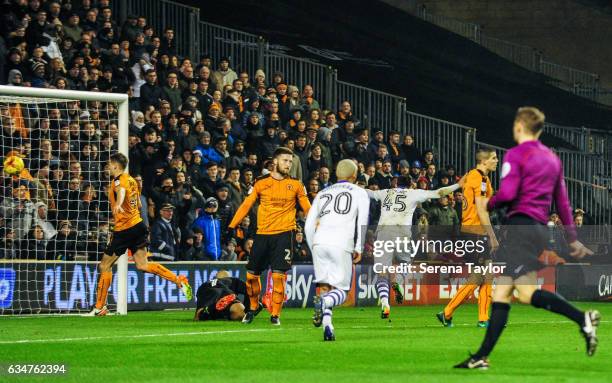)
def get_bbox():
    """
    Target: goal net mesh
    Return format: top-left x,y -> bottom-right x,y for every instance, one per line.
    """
0,94 -> 121,314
